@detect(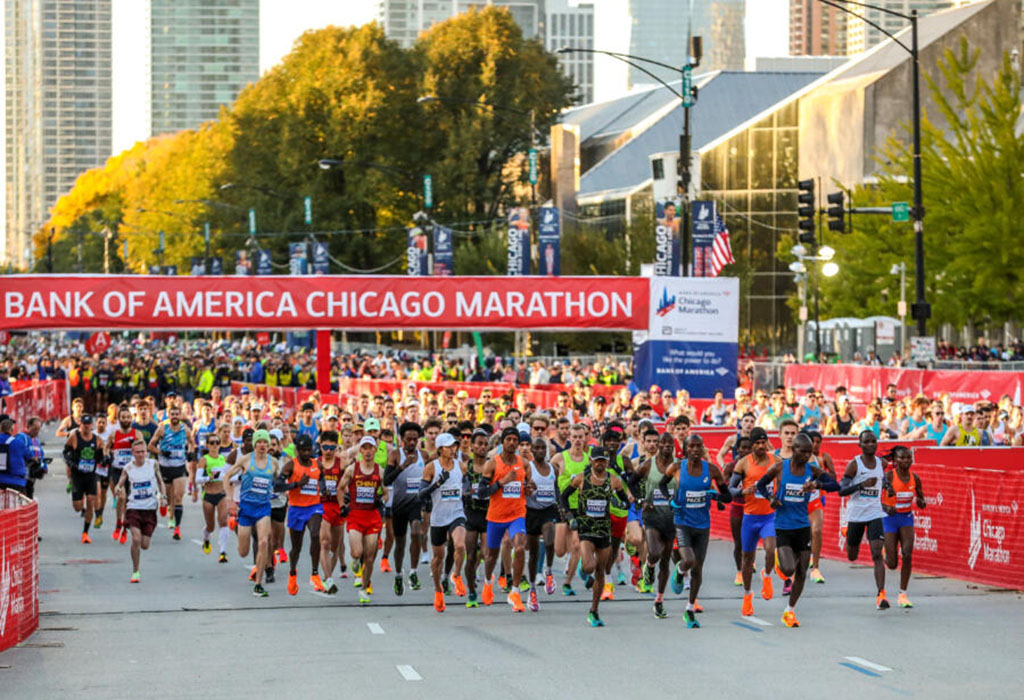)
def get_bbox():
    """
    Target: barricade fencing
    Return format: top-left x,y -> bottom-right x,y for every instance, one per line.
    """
0,491 -> 39,653
1,380 -> 68,425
